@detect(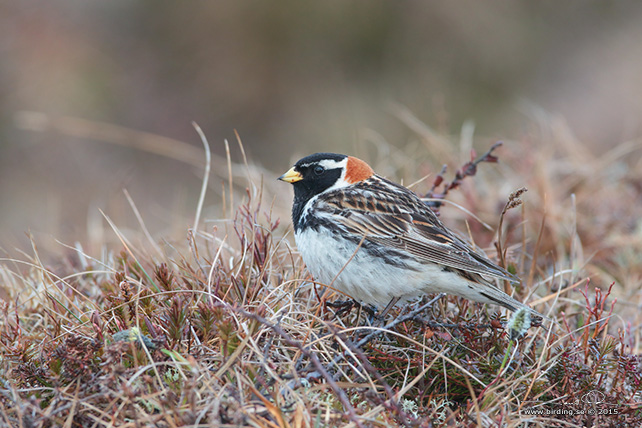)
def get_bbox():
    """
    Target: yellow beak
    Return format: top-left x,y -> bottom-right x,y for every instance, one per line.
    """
278,167 -> 303,183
